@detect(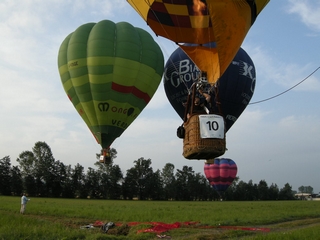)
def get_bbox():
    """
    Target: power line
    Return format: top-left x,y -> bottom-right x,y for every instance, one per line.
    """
250,66 -> 320,105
